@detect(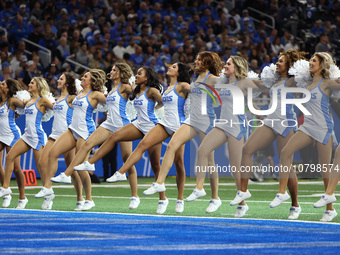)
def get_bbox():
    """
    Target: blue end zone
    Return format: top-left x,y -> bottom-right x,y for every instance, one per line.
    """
1,209 -> 340,254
